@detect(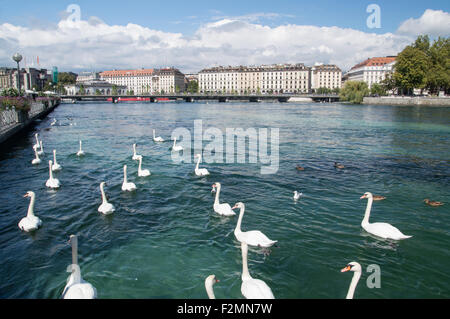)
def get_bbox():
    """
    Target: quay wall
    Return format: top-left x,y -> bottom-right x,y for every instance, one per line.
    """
363,96 -> 450,106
